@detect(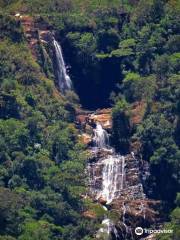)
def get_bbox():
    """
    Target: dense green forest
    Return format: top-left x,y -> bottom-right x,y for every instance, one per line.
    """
0,0 -> 180,239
